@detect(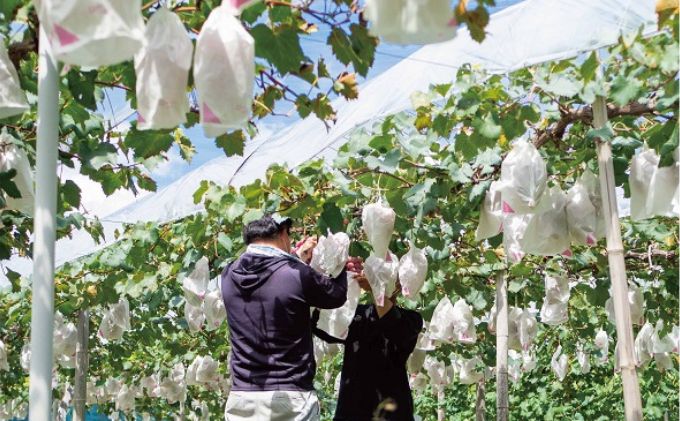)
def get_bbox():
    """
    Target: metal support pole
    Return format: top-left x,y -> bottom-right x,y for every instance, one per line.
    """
28,27 -> 59,421
593,95 -> 643,420
495,271 -> 508,421
73,310 -> 89,421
